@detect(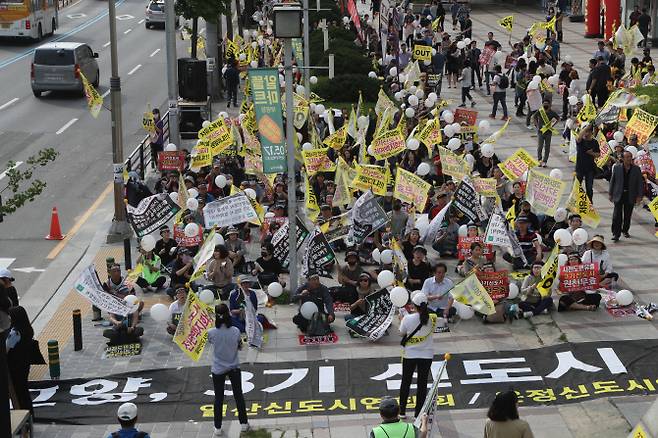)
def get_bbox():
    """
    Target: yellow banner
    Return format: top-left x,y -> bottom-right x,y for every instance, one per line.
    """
302,147 -> 336,175
525,169 -> 567,216
498,15 -> 514,32
648,196 -> 658,222
566,177 -> 600,228
371,128 -> 406,160
190,145 -> 212,169
394,167 -> 431,210
350,164 -> 388,196
438,147 -> 470,181
497,148 -> 539,181
333,157 -> 356,207
304,173 -> 320,222
142,109 -> 155,133
482,118 -> 509,144
451,272 -> 496,315
536,245 -> 559,297
416,118 -> 442,153
576,94 -> 597,124
80,72 -> 103,119
374,88 -> 396,117
199,118 -> 234,156
625,108 -> 658,145
173,292 -> 215,362
323,124 -> 348,150
412,44 -> 432,61
472,177 -> 498,197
